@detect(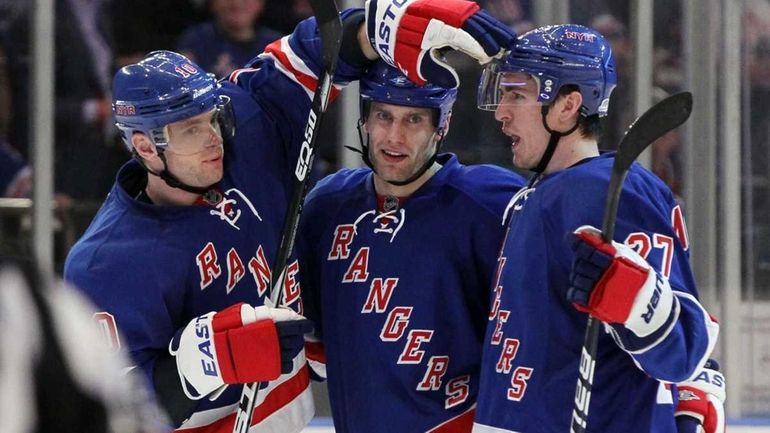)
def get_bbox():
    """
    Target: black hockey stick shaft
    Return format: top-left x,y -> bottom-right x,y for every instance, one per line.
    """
569,92 -> 693,433
270,0 -> 343,306
232,2 -> 342,432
